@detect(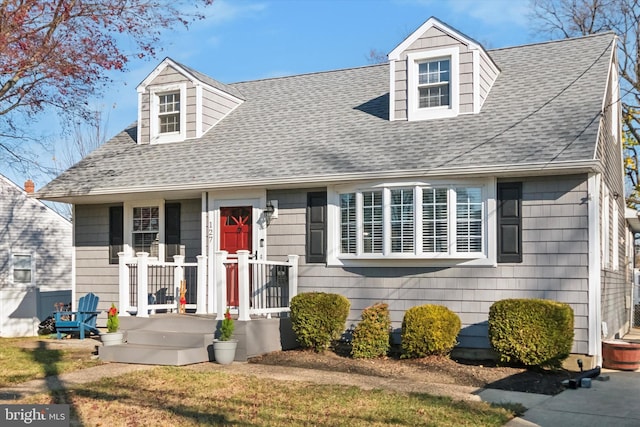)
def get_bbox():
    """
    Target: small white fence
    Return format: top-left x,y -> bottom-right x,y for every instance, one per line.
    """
215,250 -> 299,321
118,251 -> 298,320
